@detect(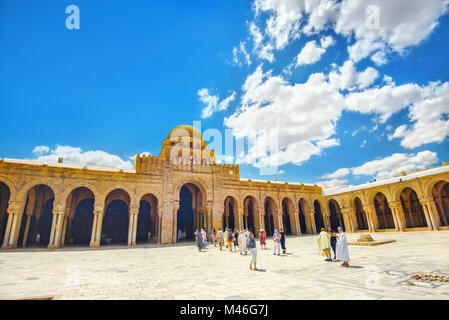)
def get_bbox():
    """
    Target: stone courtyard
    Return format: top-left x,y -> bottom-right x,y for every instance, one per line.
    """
0,231 -> 448,300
